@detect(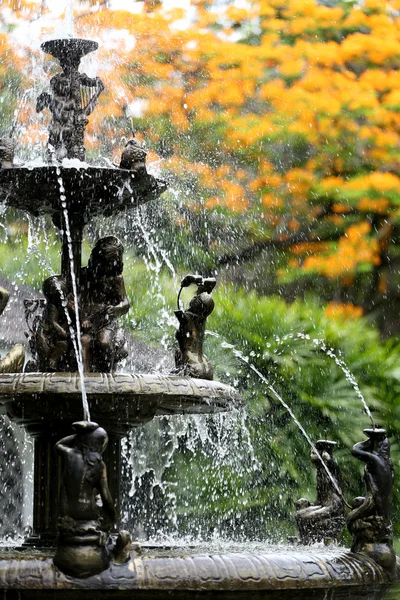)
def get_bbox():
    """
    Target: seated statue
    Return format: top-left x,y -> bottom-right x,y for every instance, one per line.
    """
35,275 -> 75,372
0,286 -> 24,373
175,275 -> 216,380
347,428 -> 395,573
295,440 -> 344,545
54,421 -> 131,578
80,236 -> 130,372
